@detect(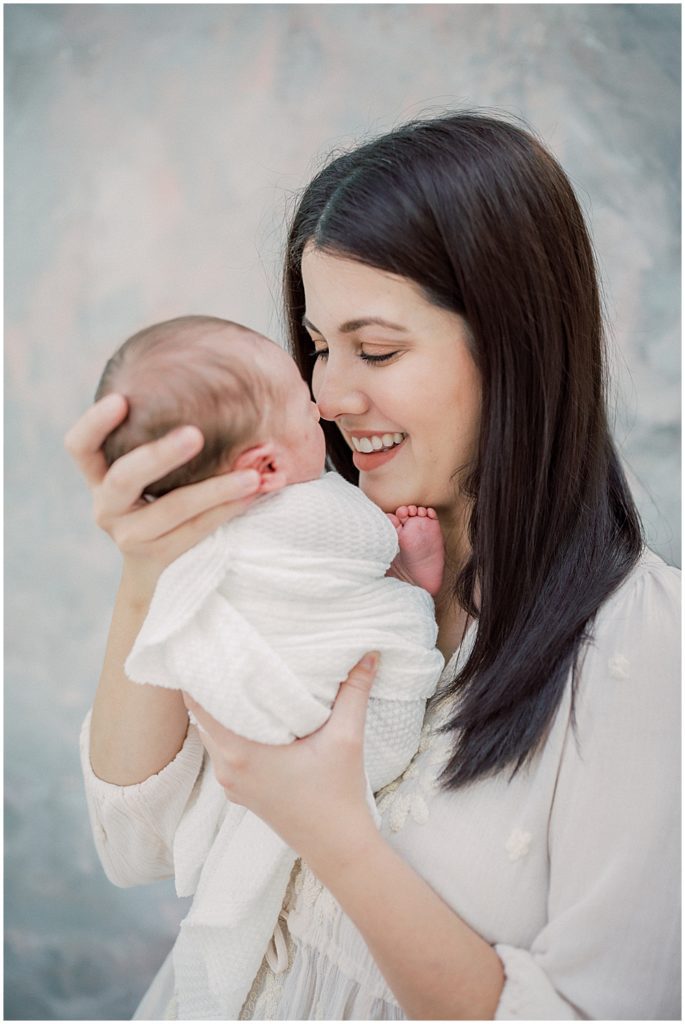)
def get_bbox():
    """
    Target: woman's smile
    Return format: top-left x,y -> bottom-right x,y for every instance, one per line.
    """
349,432 -> 408,471
348,430 -> 407,453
